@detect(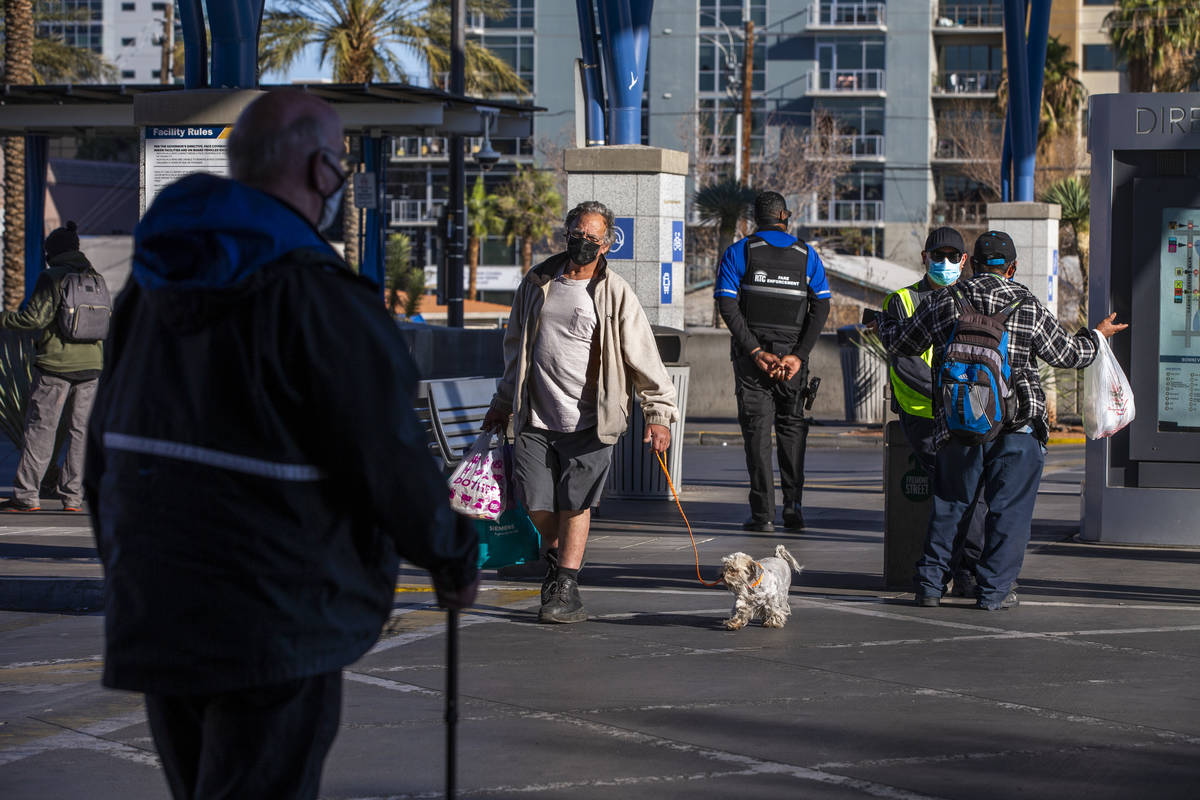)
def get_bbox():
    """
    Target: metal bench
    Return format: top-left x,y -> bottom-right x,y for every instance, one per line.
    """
418,376 -> 500,470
